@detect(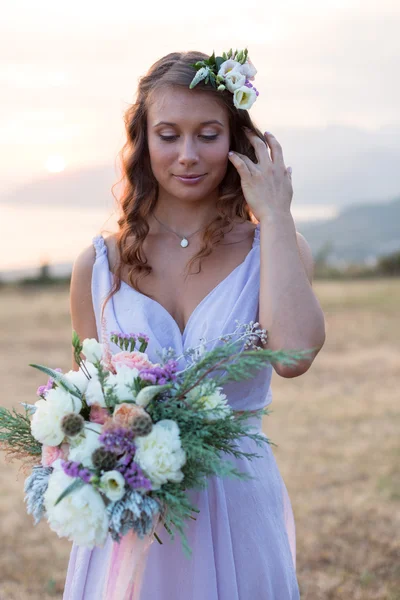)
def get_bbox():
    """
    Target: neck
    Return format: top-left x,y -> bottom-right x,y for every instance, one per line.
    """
152,190 -> 220,234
